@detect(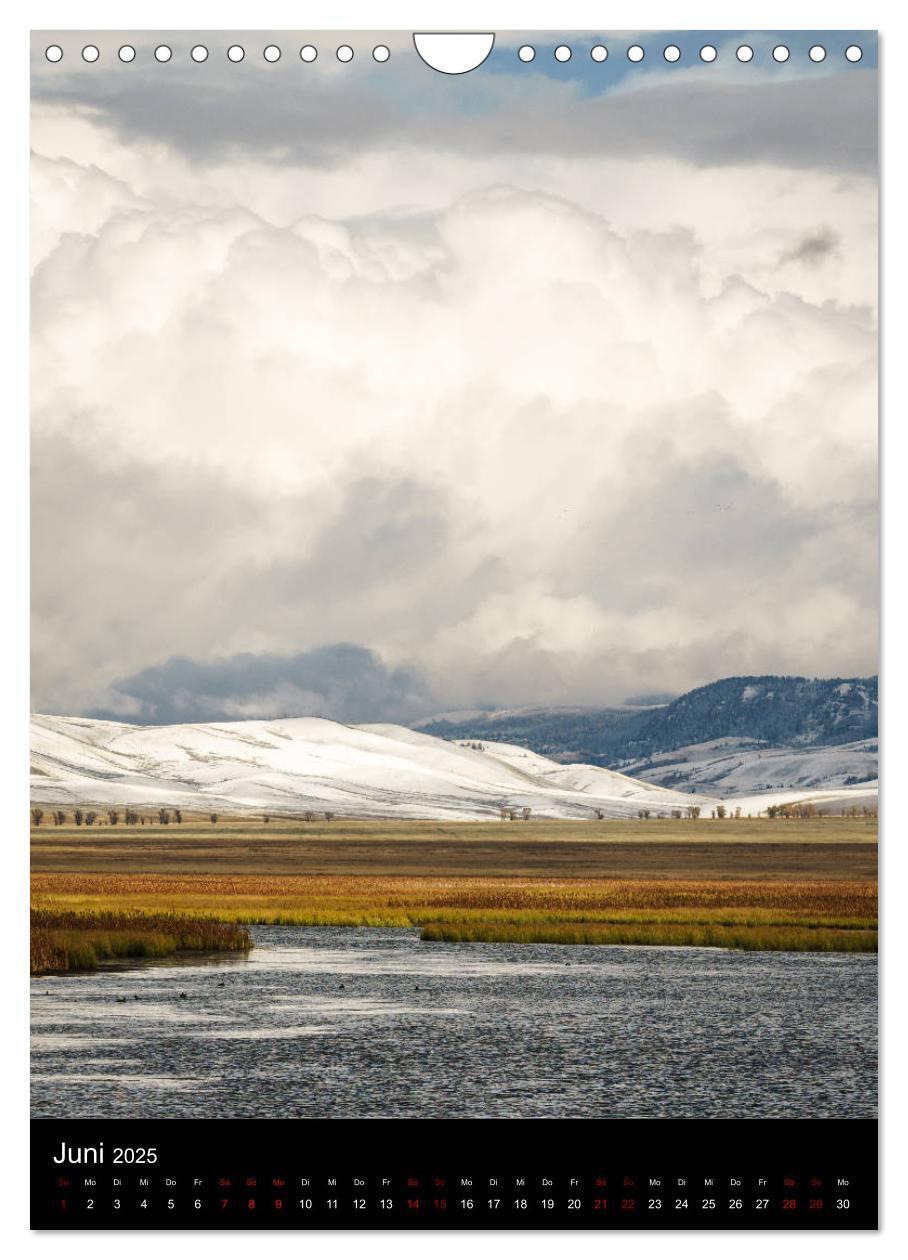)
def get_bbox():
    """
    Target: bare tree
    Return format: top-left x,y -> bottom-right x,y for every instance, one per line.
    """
173,808 -> 182,824
53,810 -> 66,826
499,807 -> 509,821
715,804 -> 727,819
107,810 -> 119,826
671,809 -> 682,820
594,808 -> 605,820
209,813 -> 218,824
262,815 -> 270,824
31,807 -> 44,827
686,805 -> 701,819
521,806 -> 532,821
303,811 -> 315,822
637,809 -> 651,820
125,809 -> 138,825
85,811 -> 98,826
324,811 -> 335,822
73,808 -> 83,826
158,809 -> 171,825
